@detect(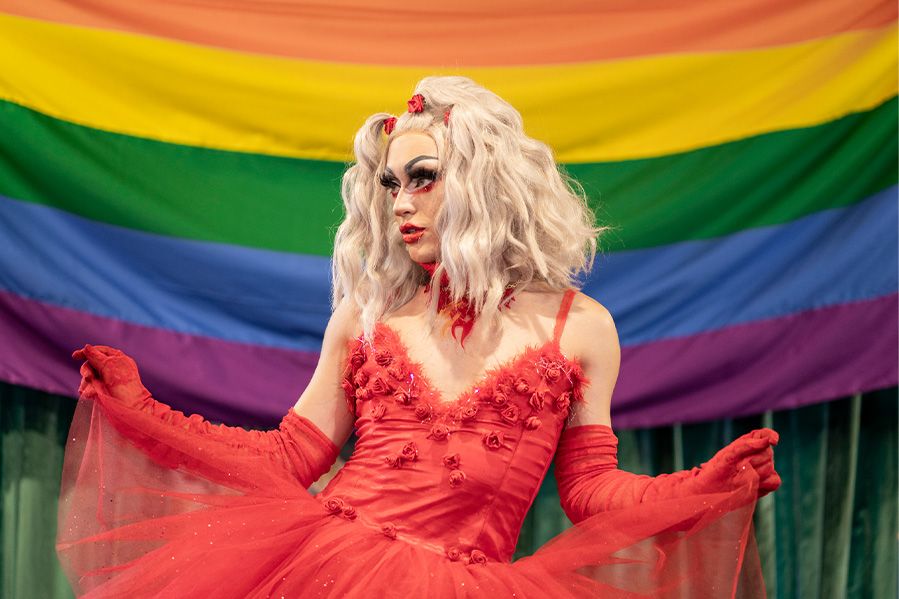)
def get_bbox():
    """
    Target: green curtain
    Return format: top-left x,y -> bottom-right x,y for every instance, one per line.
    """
1,381 -> 895,599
